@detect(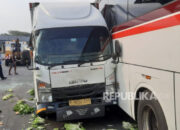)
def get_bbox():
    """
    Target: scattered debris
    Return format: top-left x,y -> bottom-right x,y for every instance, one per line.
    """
7,88 -> 13,92
13,100 -> 34,115
27,88 -> 35,96
15,112 -> 20,115
29,97 -> 34,101
27,114 -> 46,130
122,121 -> 138,130
2,94 -> 13,100
0,121 -> 3,126
64,123 -> 86,130
53,128 -> 59,130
